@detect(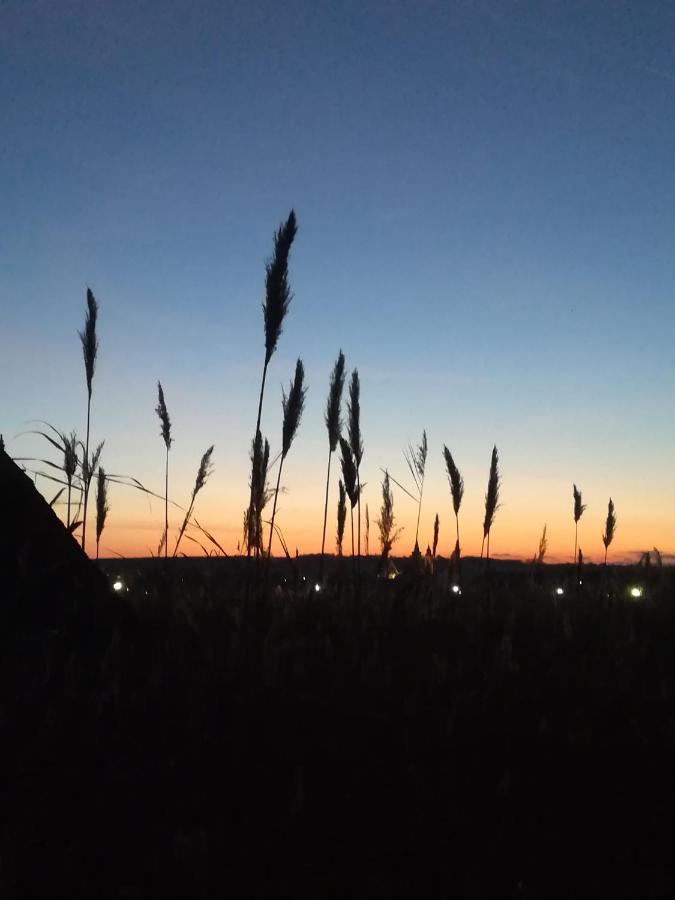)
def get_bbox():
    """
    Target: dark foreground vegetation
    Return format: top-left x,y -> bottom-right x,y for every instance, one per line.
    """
2,559 -> 675,899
